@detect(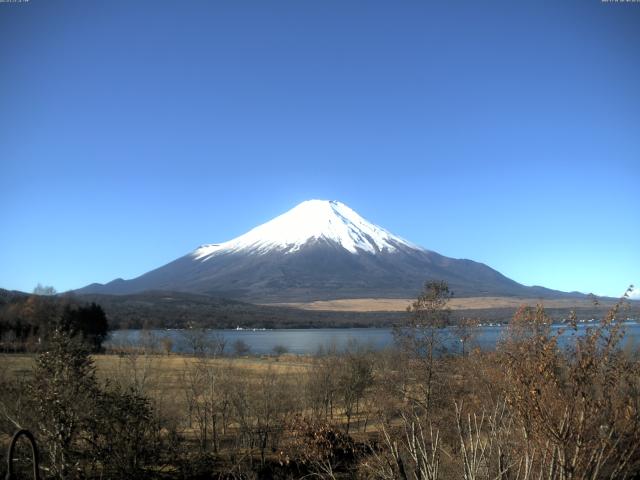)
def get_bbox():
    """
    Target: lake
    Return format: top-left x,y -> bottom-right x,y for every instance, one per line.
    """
107,321 -> 640,355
